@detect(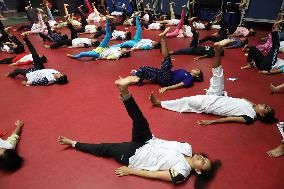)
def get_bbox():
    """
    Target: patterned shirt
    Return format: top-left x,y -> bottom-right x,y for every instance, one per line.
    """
26,69 -> 59,86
